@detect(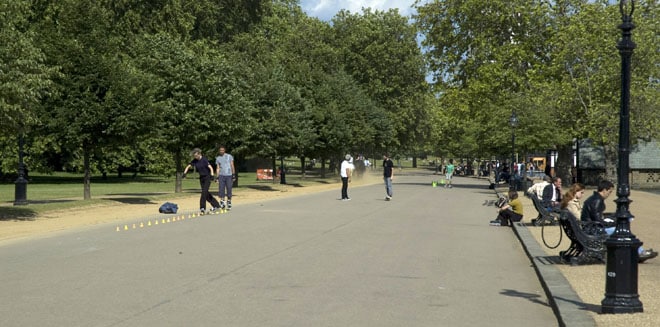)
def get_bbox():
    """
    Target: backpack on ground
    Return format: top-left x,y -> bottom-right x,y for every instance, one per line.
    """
159,202 -> 178,214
